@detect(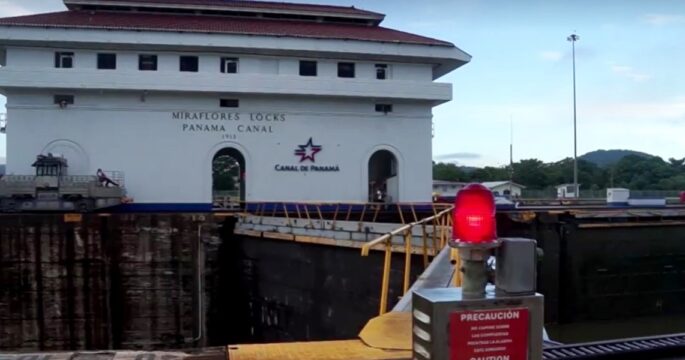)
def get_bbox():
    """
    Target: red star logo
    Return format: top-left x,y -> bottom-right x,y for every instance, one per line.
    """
294,137 -> 322,163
